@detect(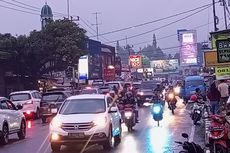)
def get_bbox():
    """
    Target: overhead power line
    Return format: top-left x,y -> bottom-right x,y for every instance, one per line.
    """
131,18 -> 224,47
0,0 -> 111,42
90,2 -> 218,38
106,5 -> 212,44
